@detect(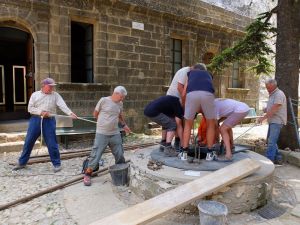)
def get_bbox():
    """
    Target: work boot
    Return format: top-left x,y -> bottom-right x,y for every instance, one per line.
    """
12,164 -> 26,171
159,140 -> 166,152
83,168 -> 93,186
164,146 -> 179,157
